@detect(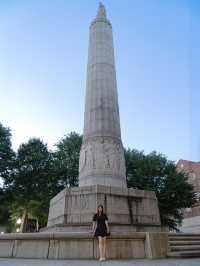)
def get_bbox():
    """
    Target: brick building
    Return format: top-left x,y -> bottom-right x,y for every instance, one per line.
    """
177,159 -> 200,232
